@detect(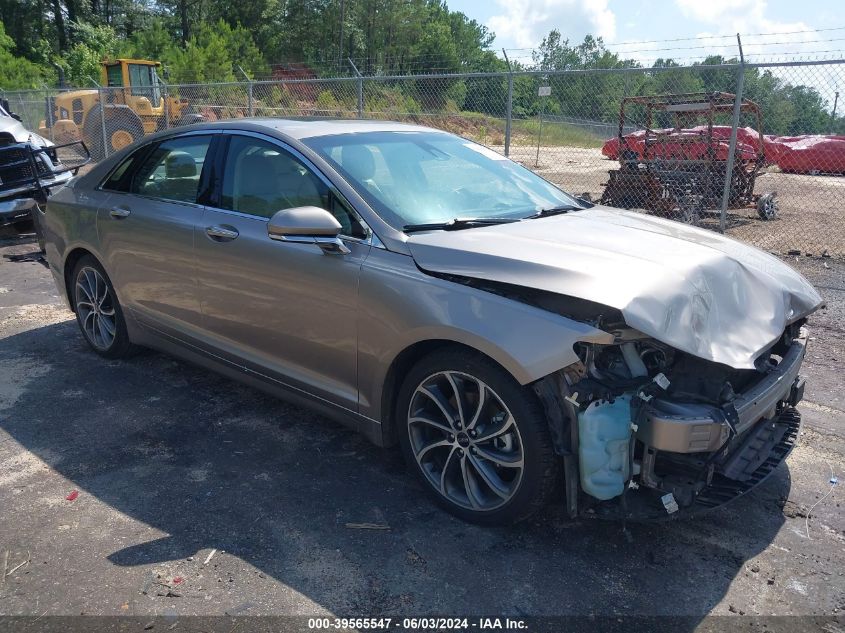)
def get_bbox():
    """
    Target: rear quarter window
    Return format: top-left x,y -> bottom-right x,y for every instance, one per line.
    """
100,152 -> 141,192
